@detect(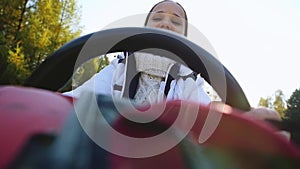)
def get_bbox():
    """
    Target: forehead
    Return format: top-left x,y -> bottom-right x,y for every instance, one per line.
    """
151,1 -> 185,19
